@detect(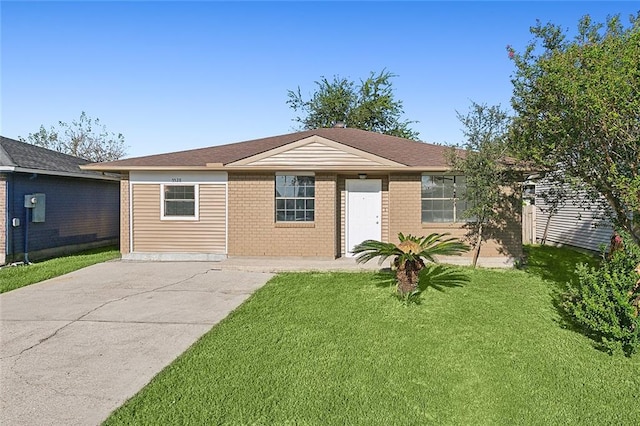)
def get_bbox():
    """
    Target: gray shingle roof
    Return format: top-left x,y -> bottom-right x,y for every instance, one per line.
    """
0,136 -> 104,177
